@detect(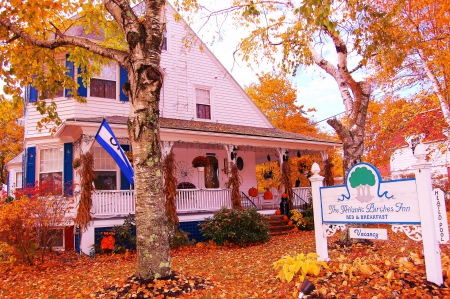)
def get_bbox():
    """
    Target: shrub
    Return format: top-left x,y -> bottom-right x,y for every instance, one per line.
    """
0,183 -> 73,264
112,214 -> 136,253
200,207 -> 270,246
169,229 -> 192,249
289,210 -> 308,230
